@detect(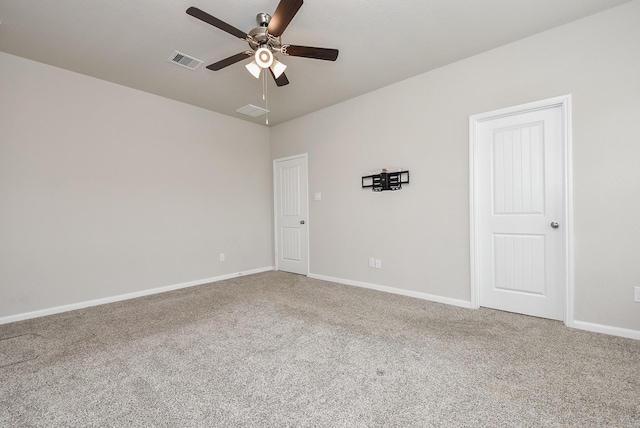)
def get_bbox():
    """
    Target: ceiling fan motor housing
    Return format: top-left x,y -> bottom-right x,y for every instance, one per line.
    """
248,22 -> 281,52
